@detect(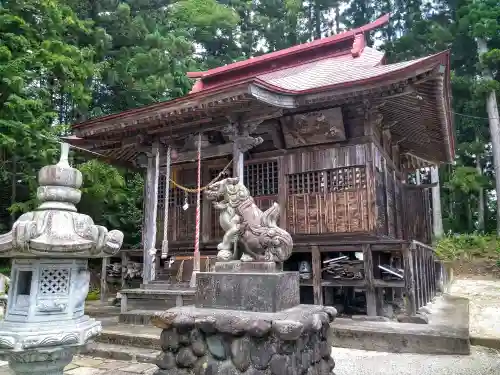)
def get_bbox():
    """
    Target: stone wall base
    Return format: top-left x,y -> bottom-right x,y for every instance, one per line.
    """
151,305 -> 337,375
